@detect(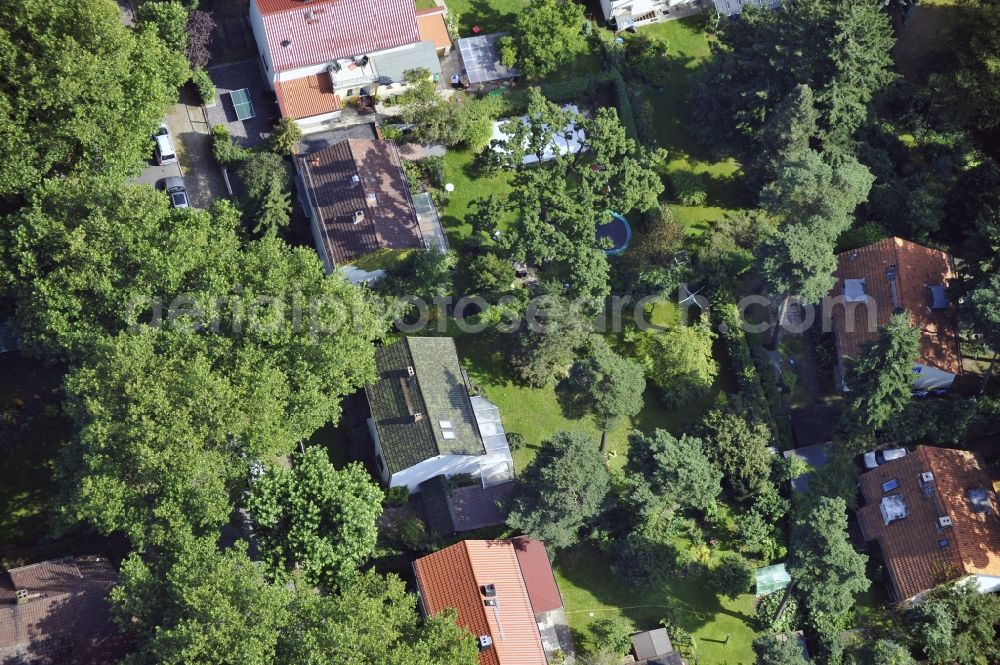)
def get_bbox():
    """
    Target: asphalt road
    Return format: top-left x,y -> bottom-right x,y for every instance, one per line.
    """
134,156 -> 181,190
